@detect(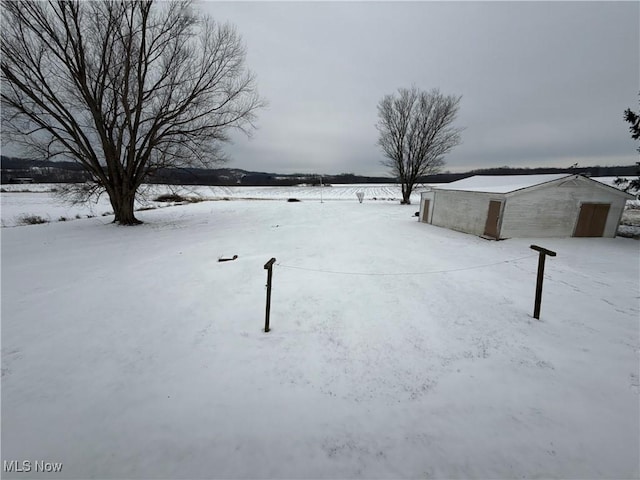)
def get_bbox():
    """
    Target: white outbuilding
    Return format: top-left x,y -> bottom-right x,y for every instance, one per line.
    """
419,174 -> 634,239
